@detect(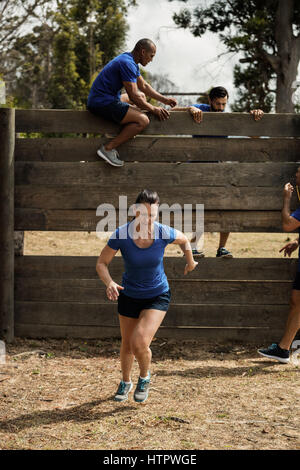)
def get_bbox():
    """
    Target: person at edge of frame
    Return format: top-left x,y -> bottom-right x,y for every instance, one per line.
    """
172,86 -> 264,259
258,171 -> 300,363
